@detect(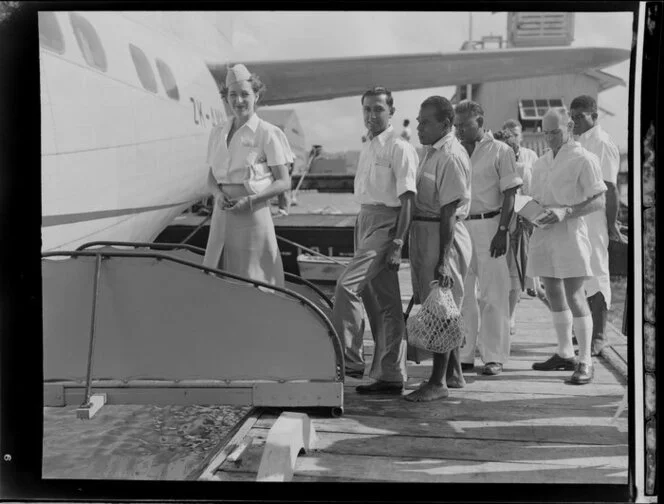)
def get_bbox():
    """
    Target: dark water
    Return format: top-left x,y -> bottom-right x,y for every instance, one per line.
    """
43,404 -> 252,480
